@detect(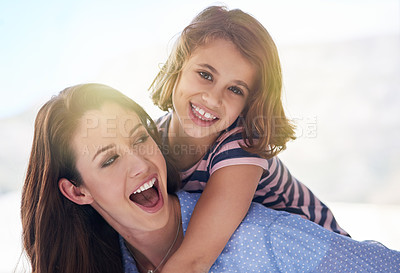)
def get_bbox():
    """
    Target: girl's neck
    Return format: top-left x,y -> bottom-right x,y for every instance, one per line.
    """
123,195 -> 183,272
168,113 -> 219,170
